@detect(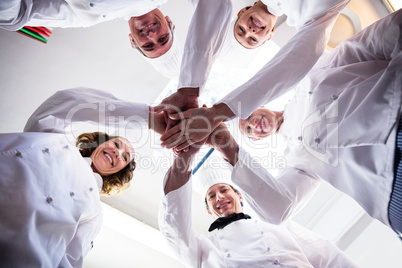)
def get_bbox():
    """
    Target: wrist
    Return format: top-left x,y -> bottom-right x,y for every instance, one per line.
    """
178,87 -> 199,97
217,142 -> 239,167
211,103 -> 235,121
